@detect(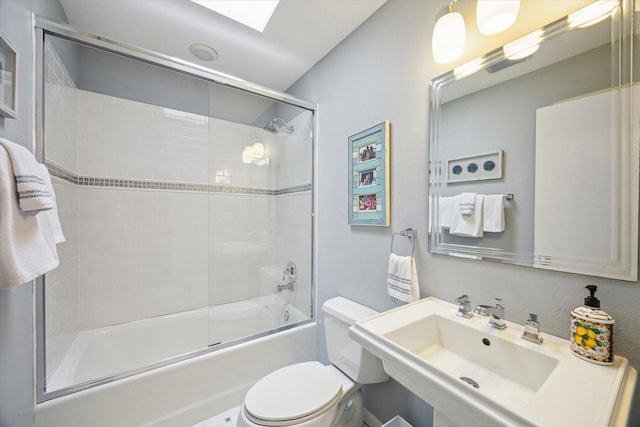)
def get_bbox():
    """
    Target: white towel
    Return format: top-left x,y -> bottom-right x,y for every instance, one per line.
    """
450,194 -> 484,237
439,196 -> 454,228
483,194 -> 505,232
458,192 -> 476,216
0,145 -> 65,288
0,137 -> 54,213
387,254 -> 420,303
